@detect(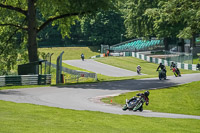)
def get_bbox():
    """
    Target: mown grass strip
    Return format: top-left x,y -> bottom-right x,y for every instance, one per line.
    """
102,81 -> 200,116
0,85 -> 49,90
0,100 -> 199,133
